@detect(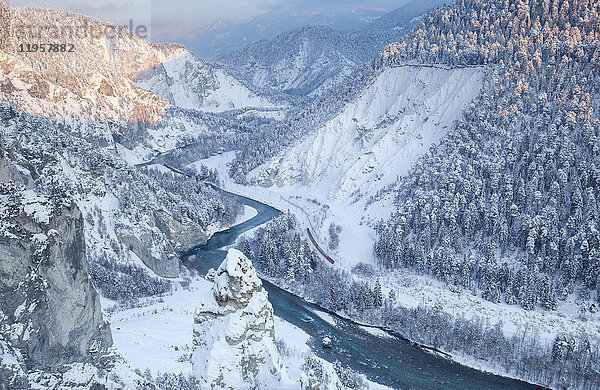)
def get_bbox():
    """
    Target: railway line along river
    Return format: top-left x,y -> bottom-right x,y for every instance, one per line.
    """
179,188 -> 541,390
